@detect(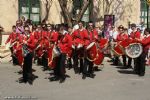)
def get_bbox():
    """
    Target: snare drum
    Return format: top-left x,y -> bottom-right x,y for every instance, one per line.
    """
86,42 -> 98,61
